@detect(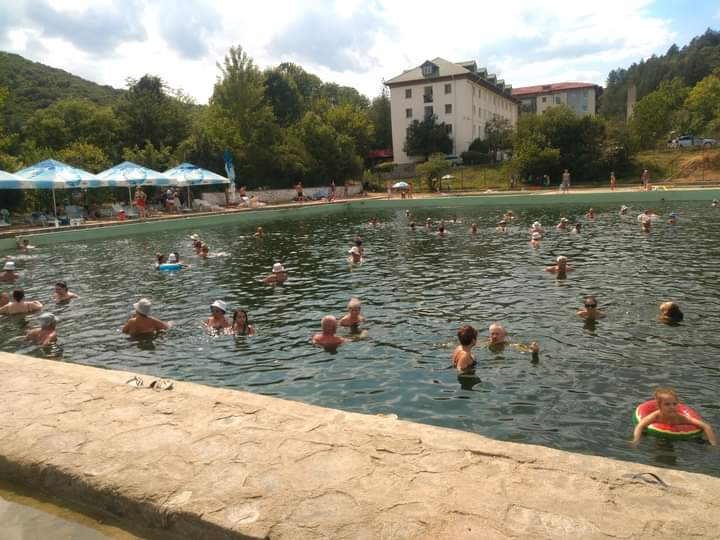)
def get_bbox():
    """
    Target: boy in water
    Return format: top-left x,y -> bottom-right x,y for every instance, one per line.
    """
453,324 -> 477,372
312,315 -> 347,350
339,297 -> 365,331
632,388 -> 716,446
